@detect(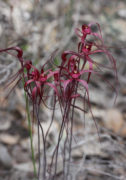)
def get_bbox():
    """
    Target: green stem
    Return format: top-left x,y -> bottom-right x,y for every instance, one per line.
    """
23,79 -> 37,179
